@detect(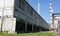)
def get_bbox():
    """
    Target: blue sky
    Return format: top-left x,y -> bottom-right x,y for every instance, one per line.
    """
27,0 -> 60,23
